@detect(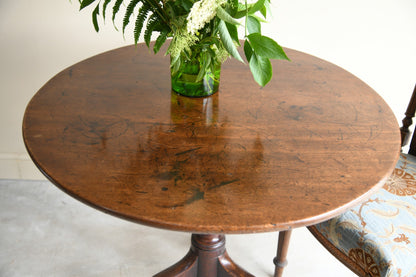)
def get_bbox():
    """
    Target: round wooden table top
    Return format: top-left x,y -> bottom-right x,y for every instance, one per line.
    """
23,43 -> 400,234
